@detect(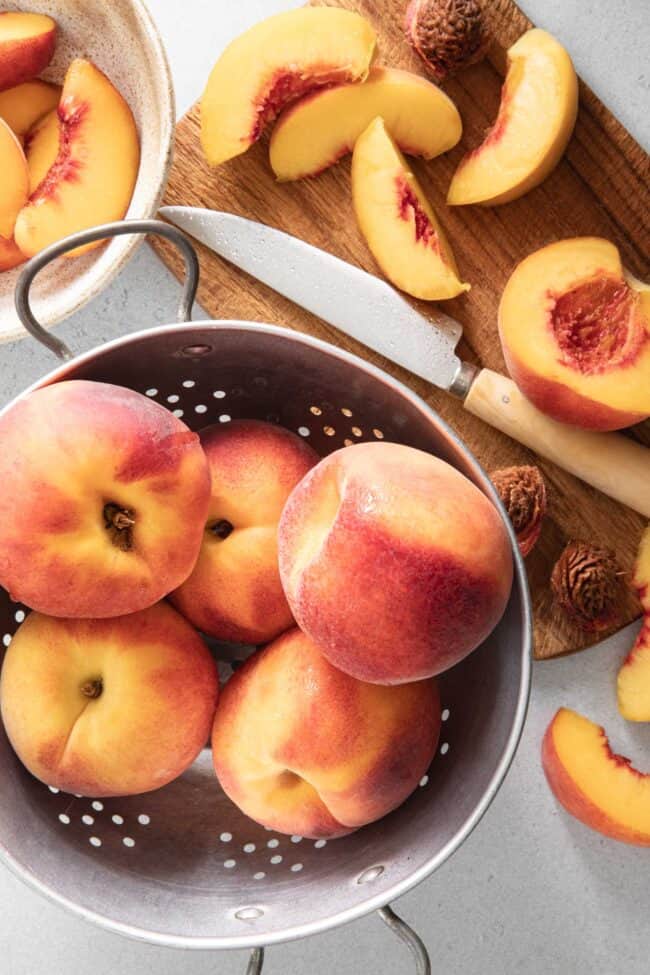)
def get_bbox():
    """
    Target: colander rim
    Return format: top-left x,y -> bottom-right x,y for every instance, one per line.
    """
0,319 -> 533,950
